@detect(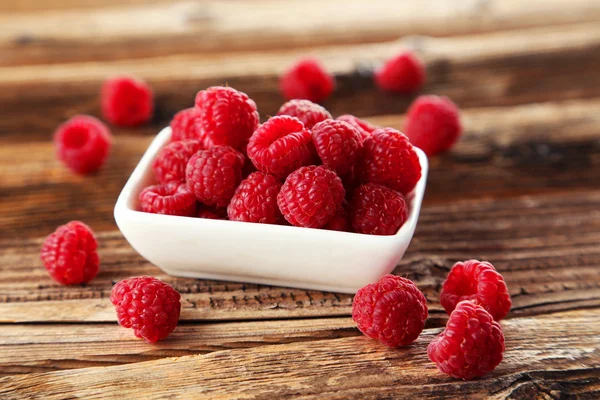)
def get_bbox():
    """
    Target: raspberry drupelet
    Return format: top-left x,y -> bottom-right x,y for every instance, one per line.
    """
374,51 -> 426,94
152,139 -> 204,184
247,115 -> 316,180
40,221 -> 100,285
277,165 -> 345,228
54,115 -> 112,175
441,260 -> 511,321
336,114 -> 378,142
186,145 -> 245,208
312,119 -> 363,176
228,172 -> 283,224
280,58 -> 334,103
111,276 -> 181,343
357,127 -> 421,195
351,183 -> 408,235
428,301 -> 505,380
101,75 -> 154,127
169,108 -> 203,143
194,86 -> 259,151
352,274 -> 428,347
139,181 -> 197,217
277,99 -> 332,130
